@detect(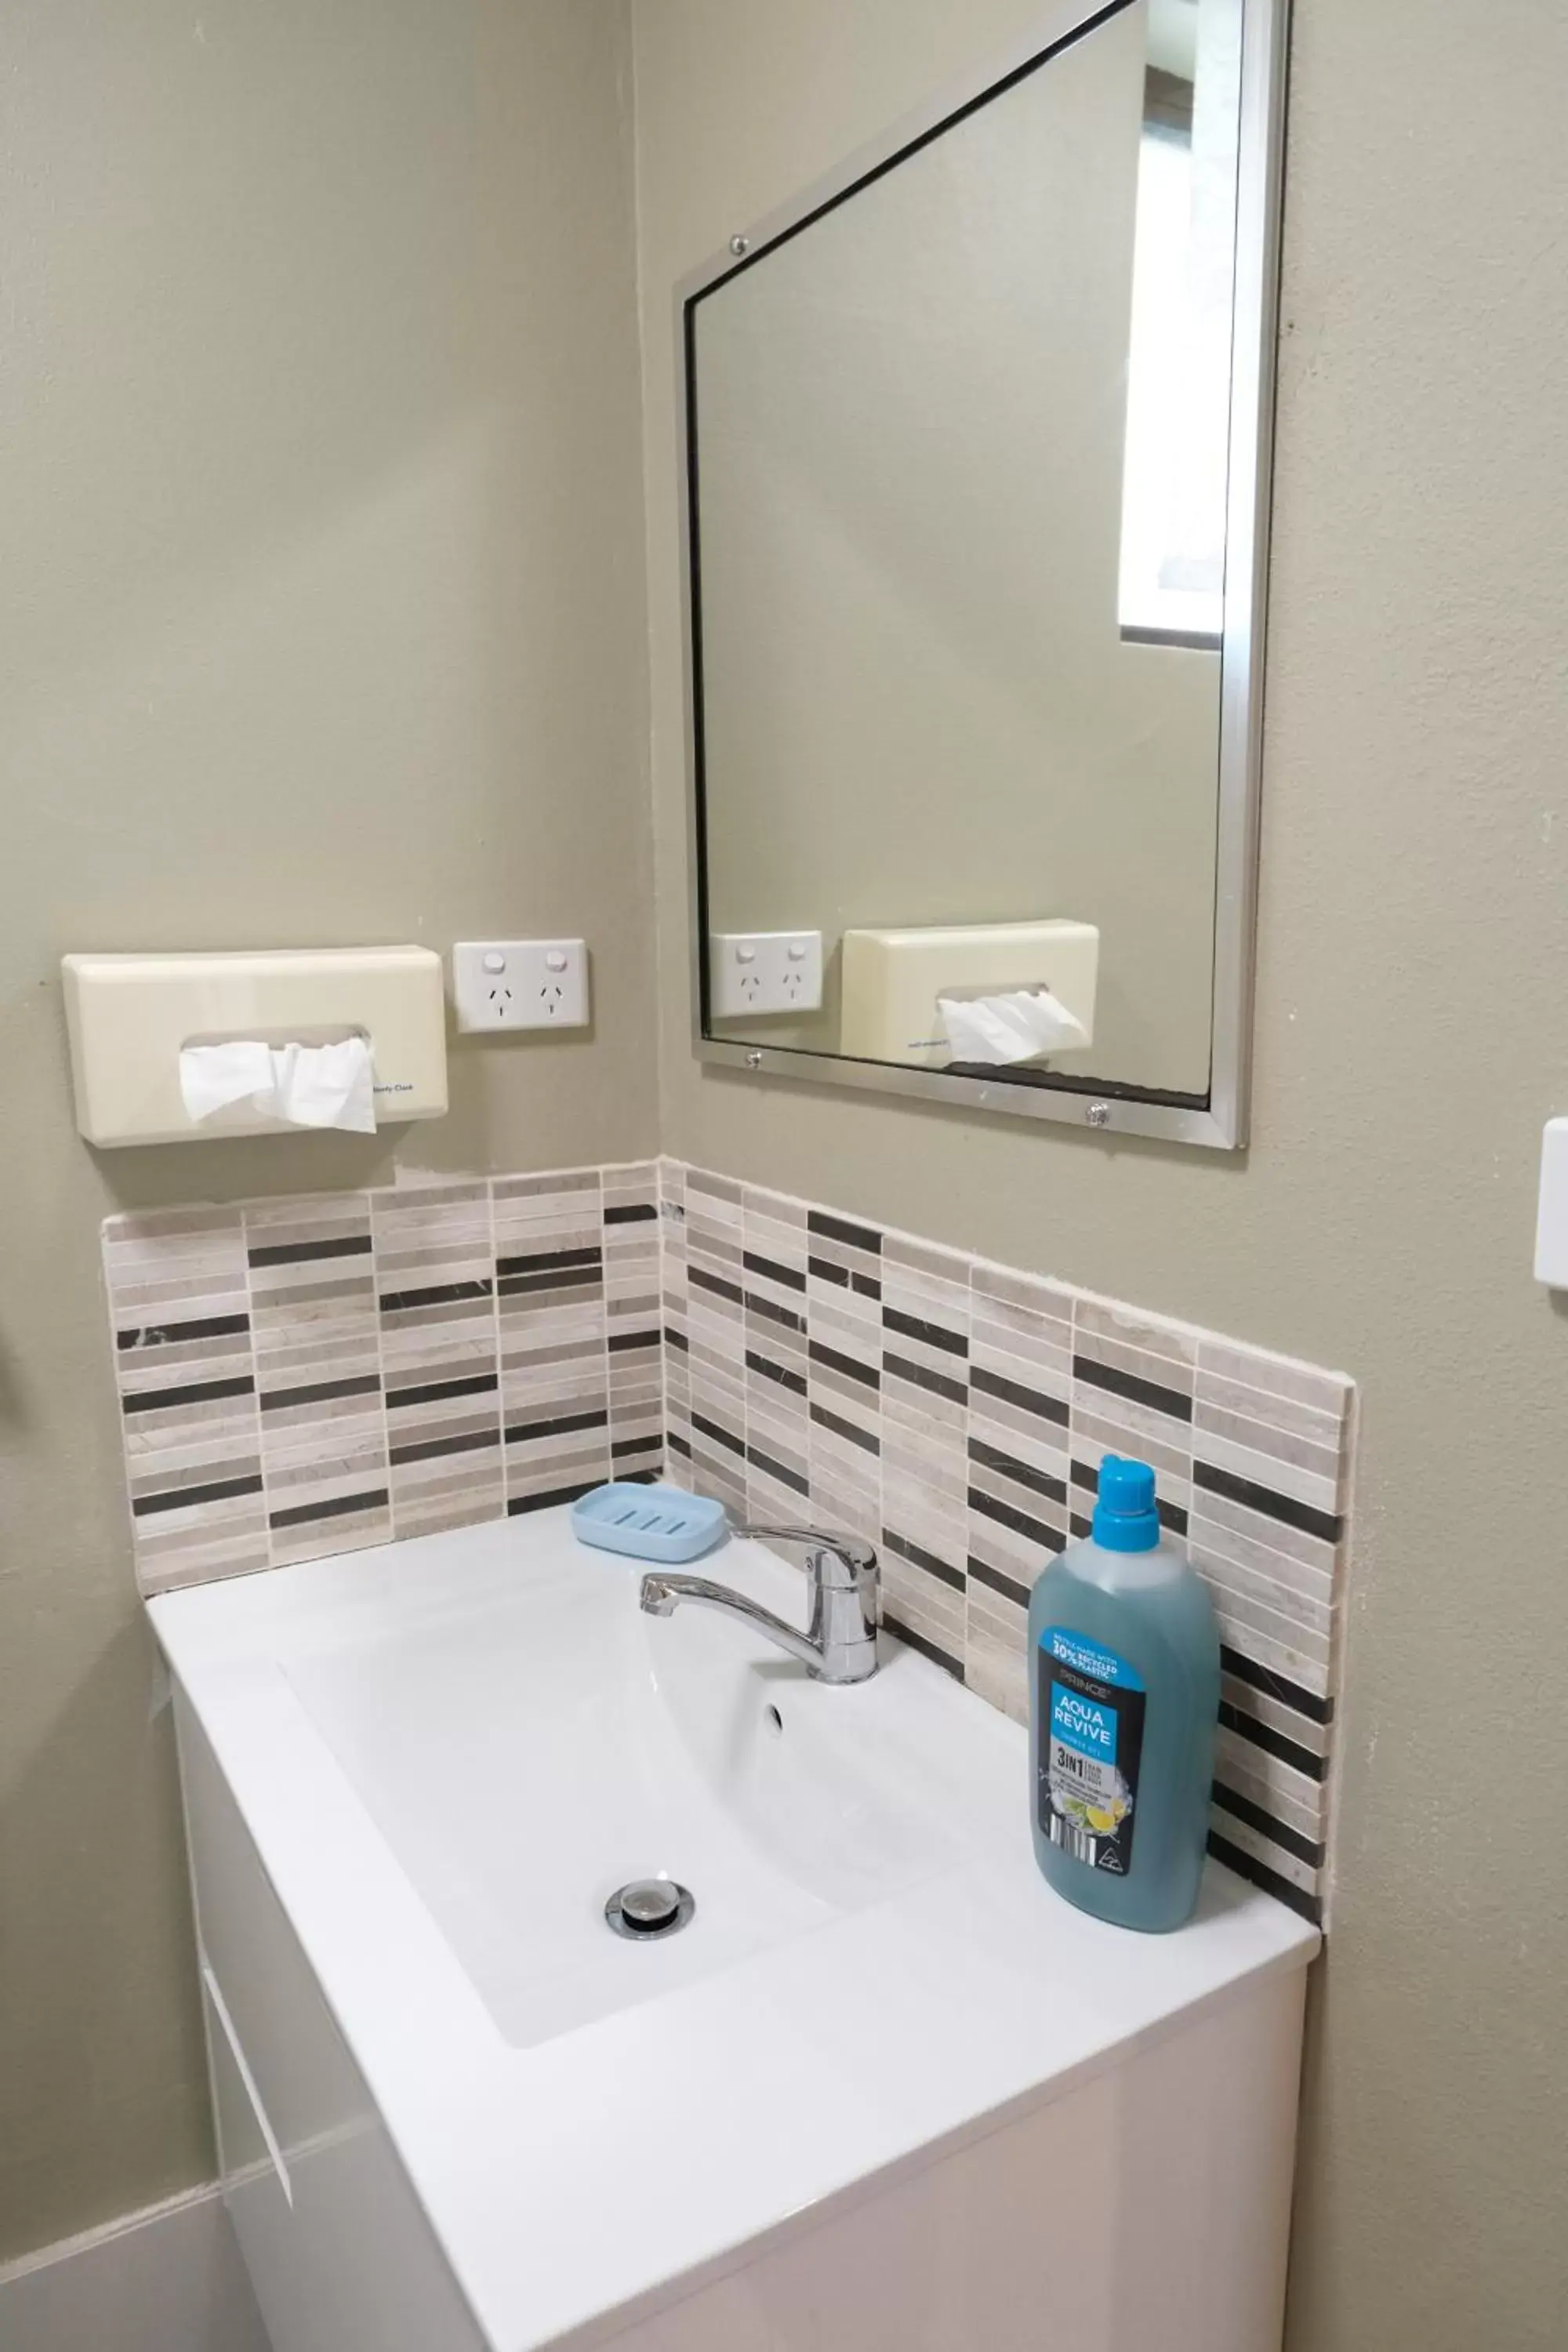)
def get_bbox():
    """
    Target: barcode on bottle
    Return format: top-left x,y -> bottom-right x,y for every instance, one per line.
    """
1048,1814 -> 1097,1867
